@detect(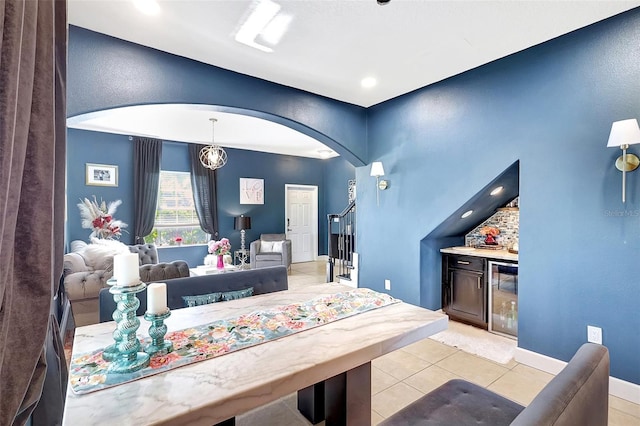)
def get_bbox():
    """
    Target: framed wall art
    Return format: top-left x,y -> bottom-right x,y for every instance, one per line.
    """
240,178 -> 264,204
86,163 -> 118,187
